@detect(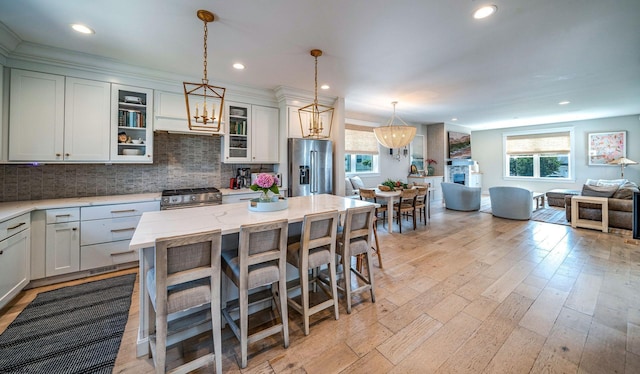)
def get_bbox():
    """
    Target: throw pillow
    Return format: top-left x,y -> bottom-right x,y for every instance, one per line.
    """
612,181 -> 639,199
349,176 -> 365,190
581,184 -> 618,198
